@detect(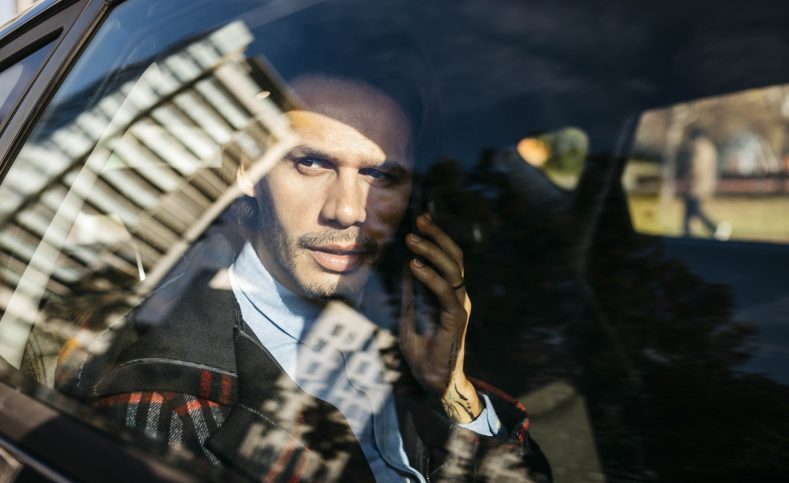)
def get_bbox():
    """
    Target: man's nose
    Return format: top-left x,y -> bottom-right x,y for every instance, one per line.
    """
321,172 -> 368,227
